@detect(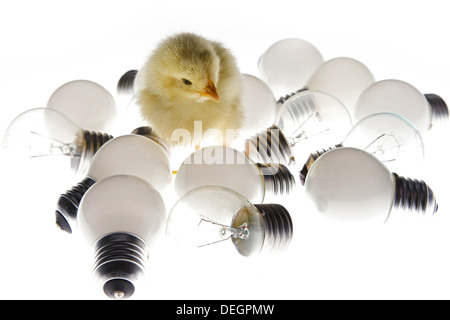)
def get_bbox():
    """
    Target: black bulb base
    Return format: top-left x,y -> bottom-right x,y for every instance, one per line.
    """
72,130 -> 114,174
103,279 -> 135,300
94,232 -> 148,300
425,93 -> 449,128
245,125 -> 295,166
392,173 -> 438,217
55,177 -> 96,234
257,163 -> 296,195
117,69 -> 138,94
254,204 -> 293,254
276,87 -> 308,107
